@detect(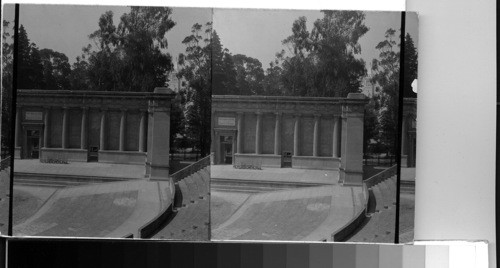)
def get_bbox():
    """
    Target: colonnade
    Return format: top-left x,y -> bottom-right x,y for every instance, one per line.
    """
235,112 -> 342,158
24,106 -> 149,152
